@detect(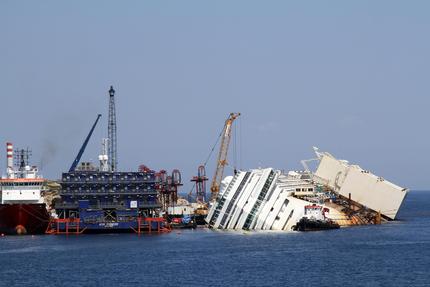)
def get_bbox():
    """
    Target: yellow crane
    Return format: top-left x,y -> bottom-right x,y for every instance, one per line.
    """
210,112 -> 241,202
